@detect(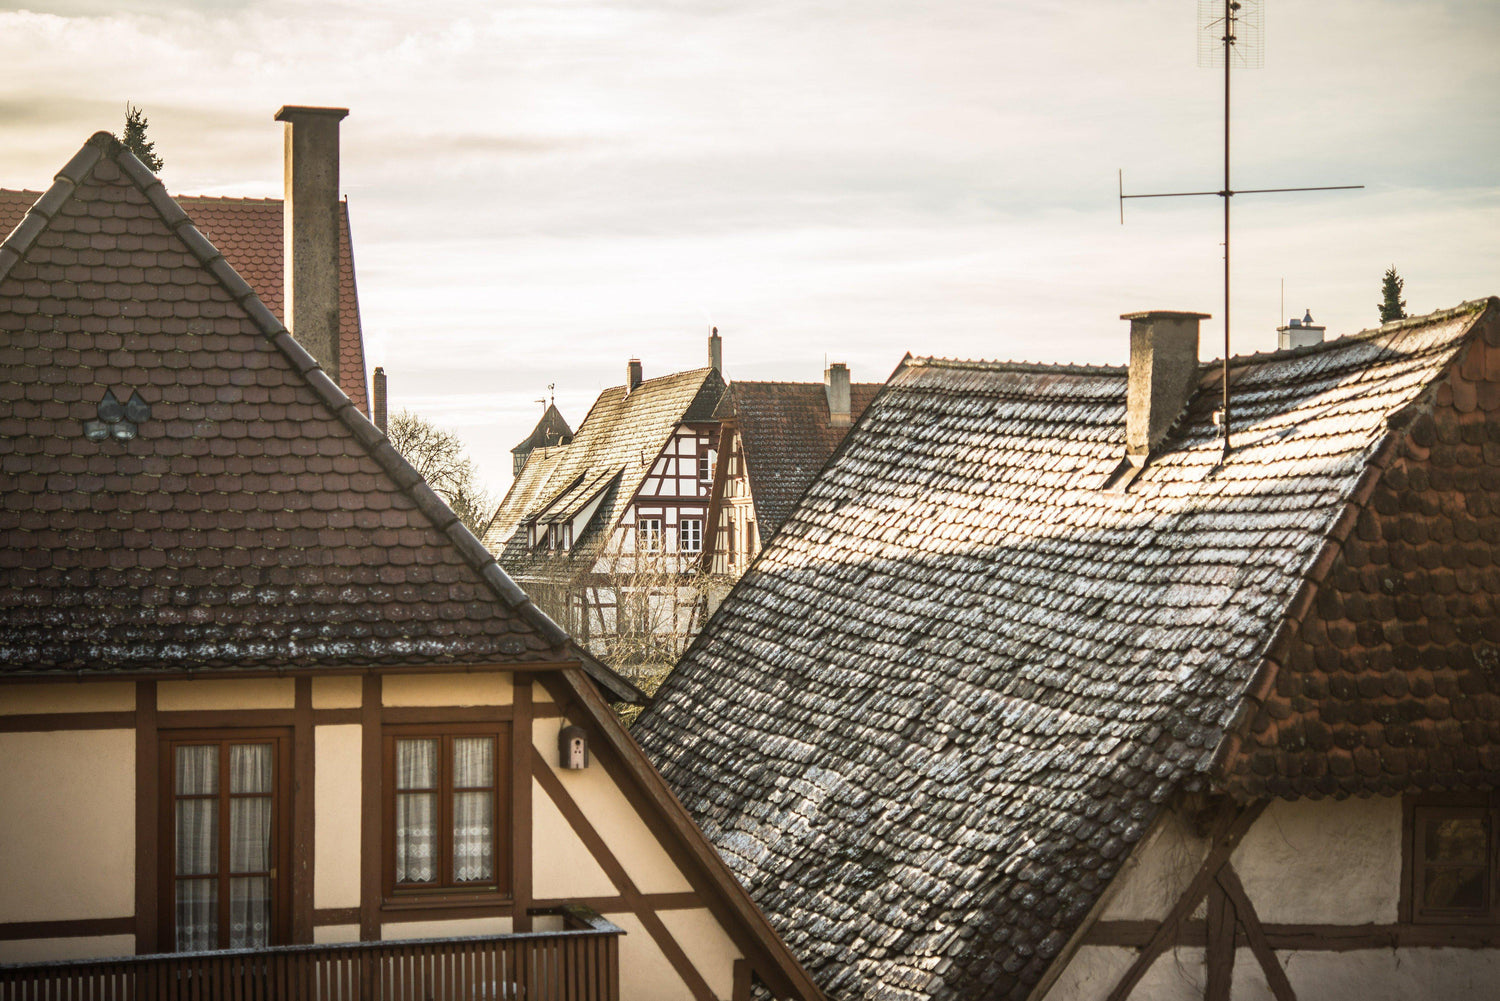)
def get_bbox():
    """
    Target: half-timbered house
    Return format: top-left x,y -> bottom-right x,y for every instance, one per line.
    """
0,126 -> 824,1001
481,348 -> 726,666
701,365 -> 880,577
637,301 -> 1500,1000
